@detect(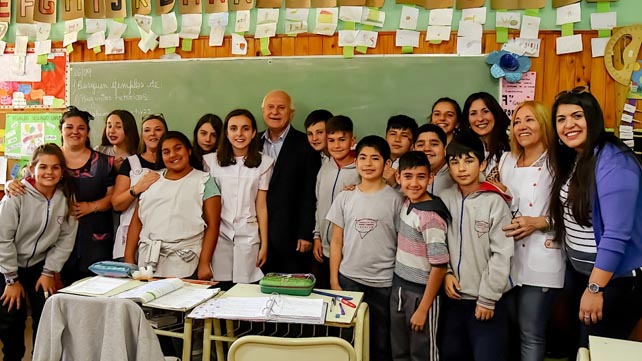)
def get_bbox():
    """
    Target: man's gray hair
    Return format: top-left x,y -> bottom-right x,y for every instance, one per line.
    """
261,90 -> 296,111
